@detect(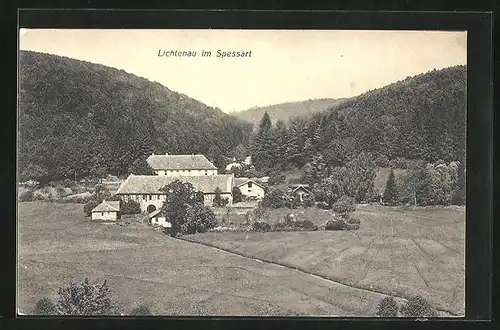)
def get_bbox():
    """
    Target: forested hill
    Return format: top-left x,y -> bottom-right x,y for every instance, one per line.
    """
314,65 -> 467,163
250,65 -> 467,173
233,98 -> 346,126
18,51 -> 253,183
